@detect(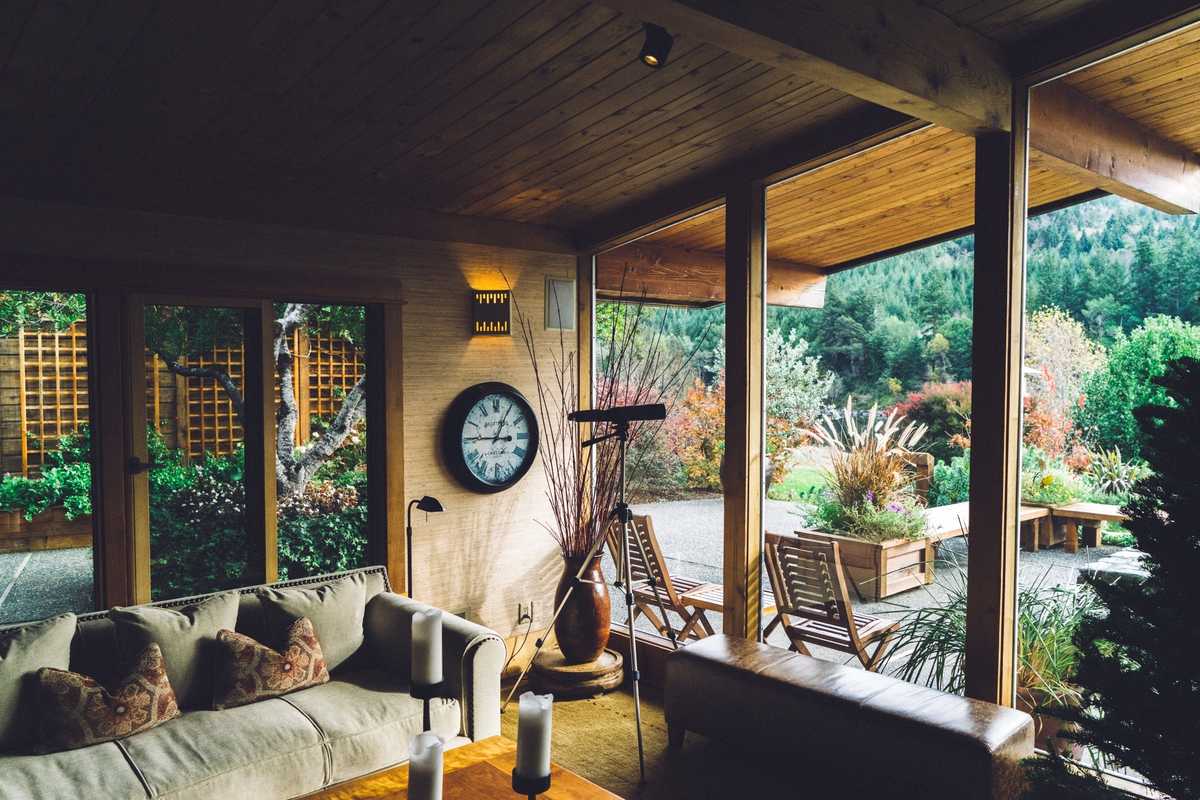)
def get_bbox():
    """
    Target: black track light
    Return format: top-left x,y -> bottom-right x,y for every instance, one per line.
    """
639,23 -> 674,68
